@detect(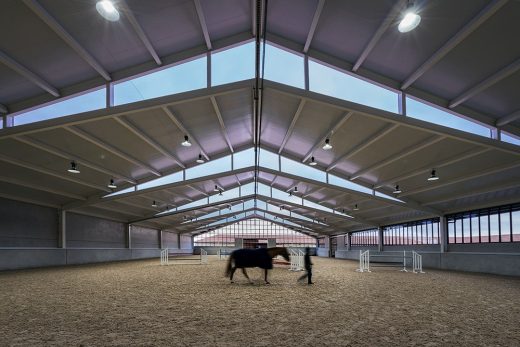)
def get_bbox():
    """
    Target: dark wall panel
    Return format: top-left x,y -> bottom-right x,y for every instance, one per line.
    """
0,197 -> 58,247
131,226 -> 159,249
67,212 -> 125,248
